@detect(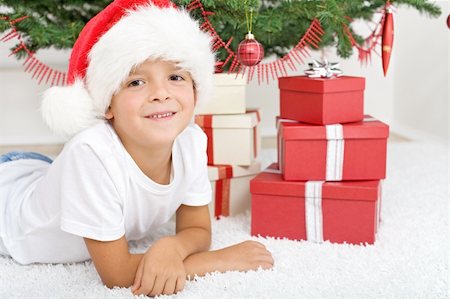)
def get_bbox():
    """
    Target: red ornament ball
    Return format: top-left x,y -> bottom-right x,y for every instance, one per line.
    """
237,33 -> 264,67
447,14 -> 450,29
